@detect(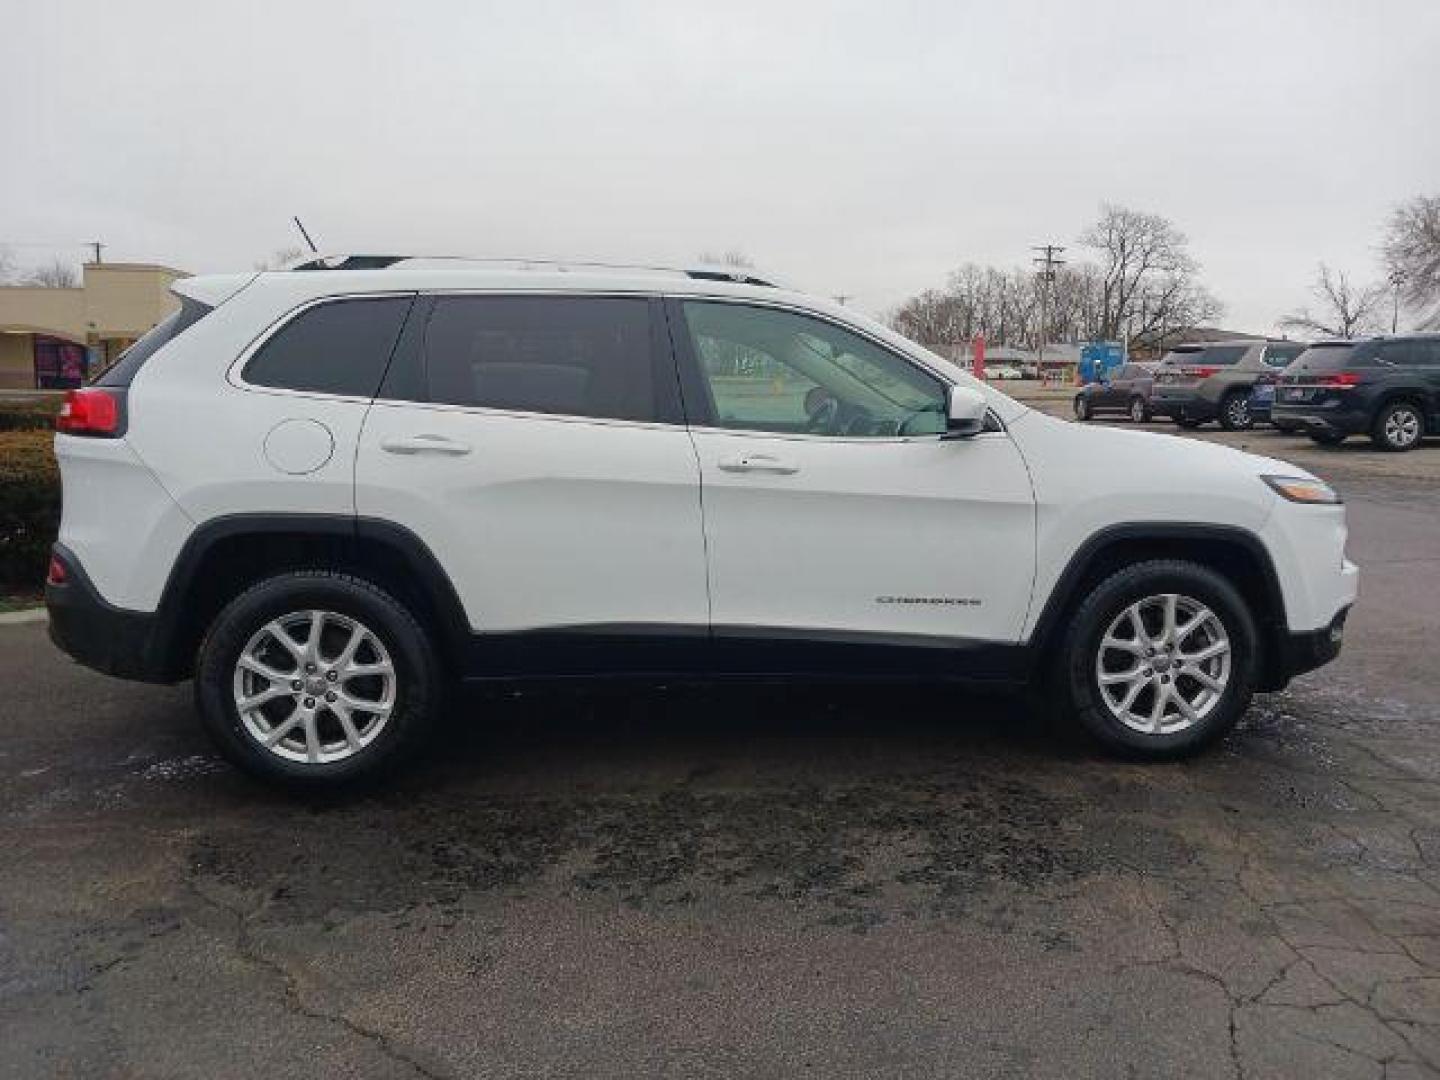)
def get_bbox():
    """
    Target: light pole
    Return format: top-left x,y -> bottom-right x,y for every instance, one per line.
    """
1032,244 -> 1065,378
